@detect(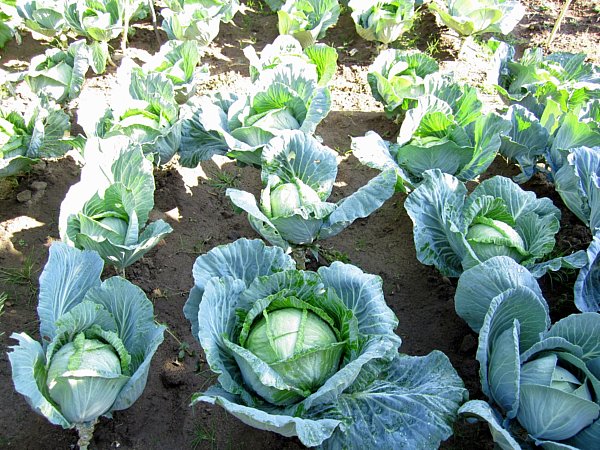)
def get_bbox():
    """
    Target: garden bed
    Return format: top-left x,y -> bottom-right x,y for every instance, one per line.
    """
1,1 -> 599,448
